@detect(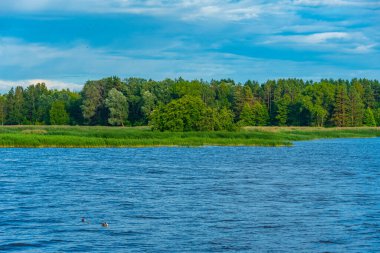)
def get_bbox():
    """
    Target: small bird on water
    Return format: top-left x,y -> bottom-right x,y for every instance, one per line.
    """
81,217 -> 86,223
101,222 -> 109,228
